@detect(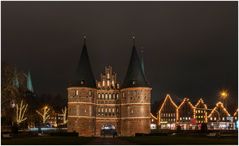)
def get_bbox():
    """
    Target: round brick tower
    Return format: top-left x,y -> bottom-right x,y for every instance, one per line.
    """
120,37 -> 152,136
67,36 -> 96,136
